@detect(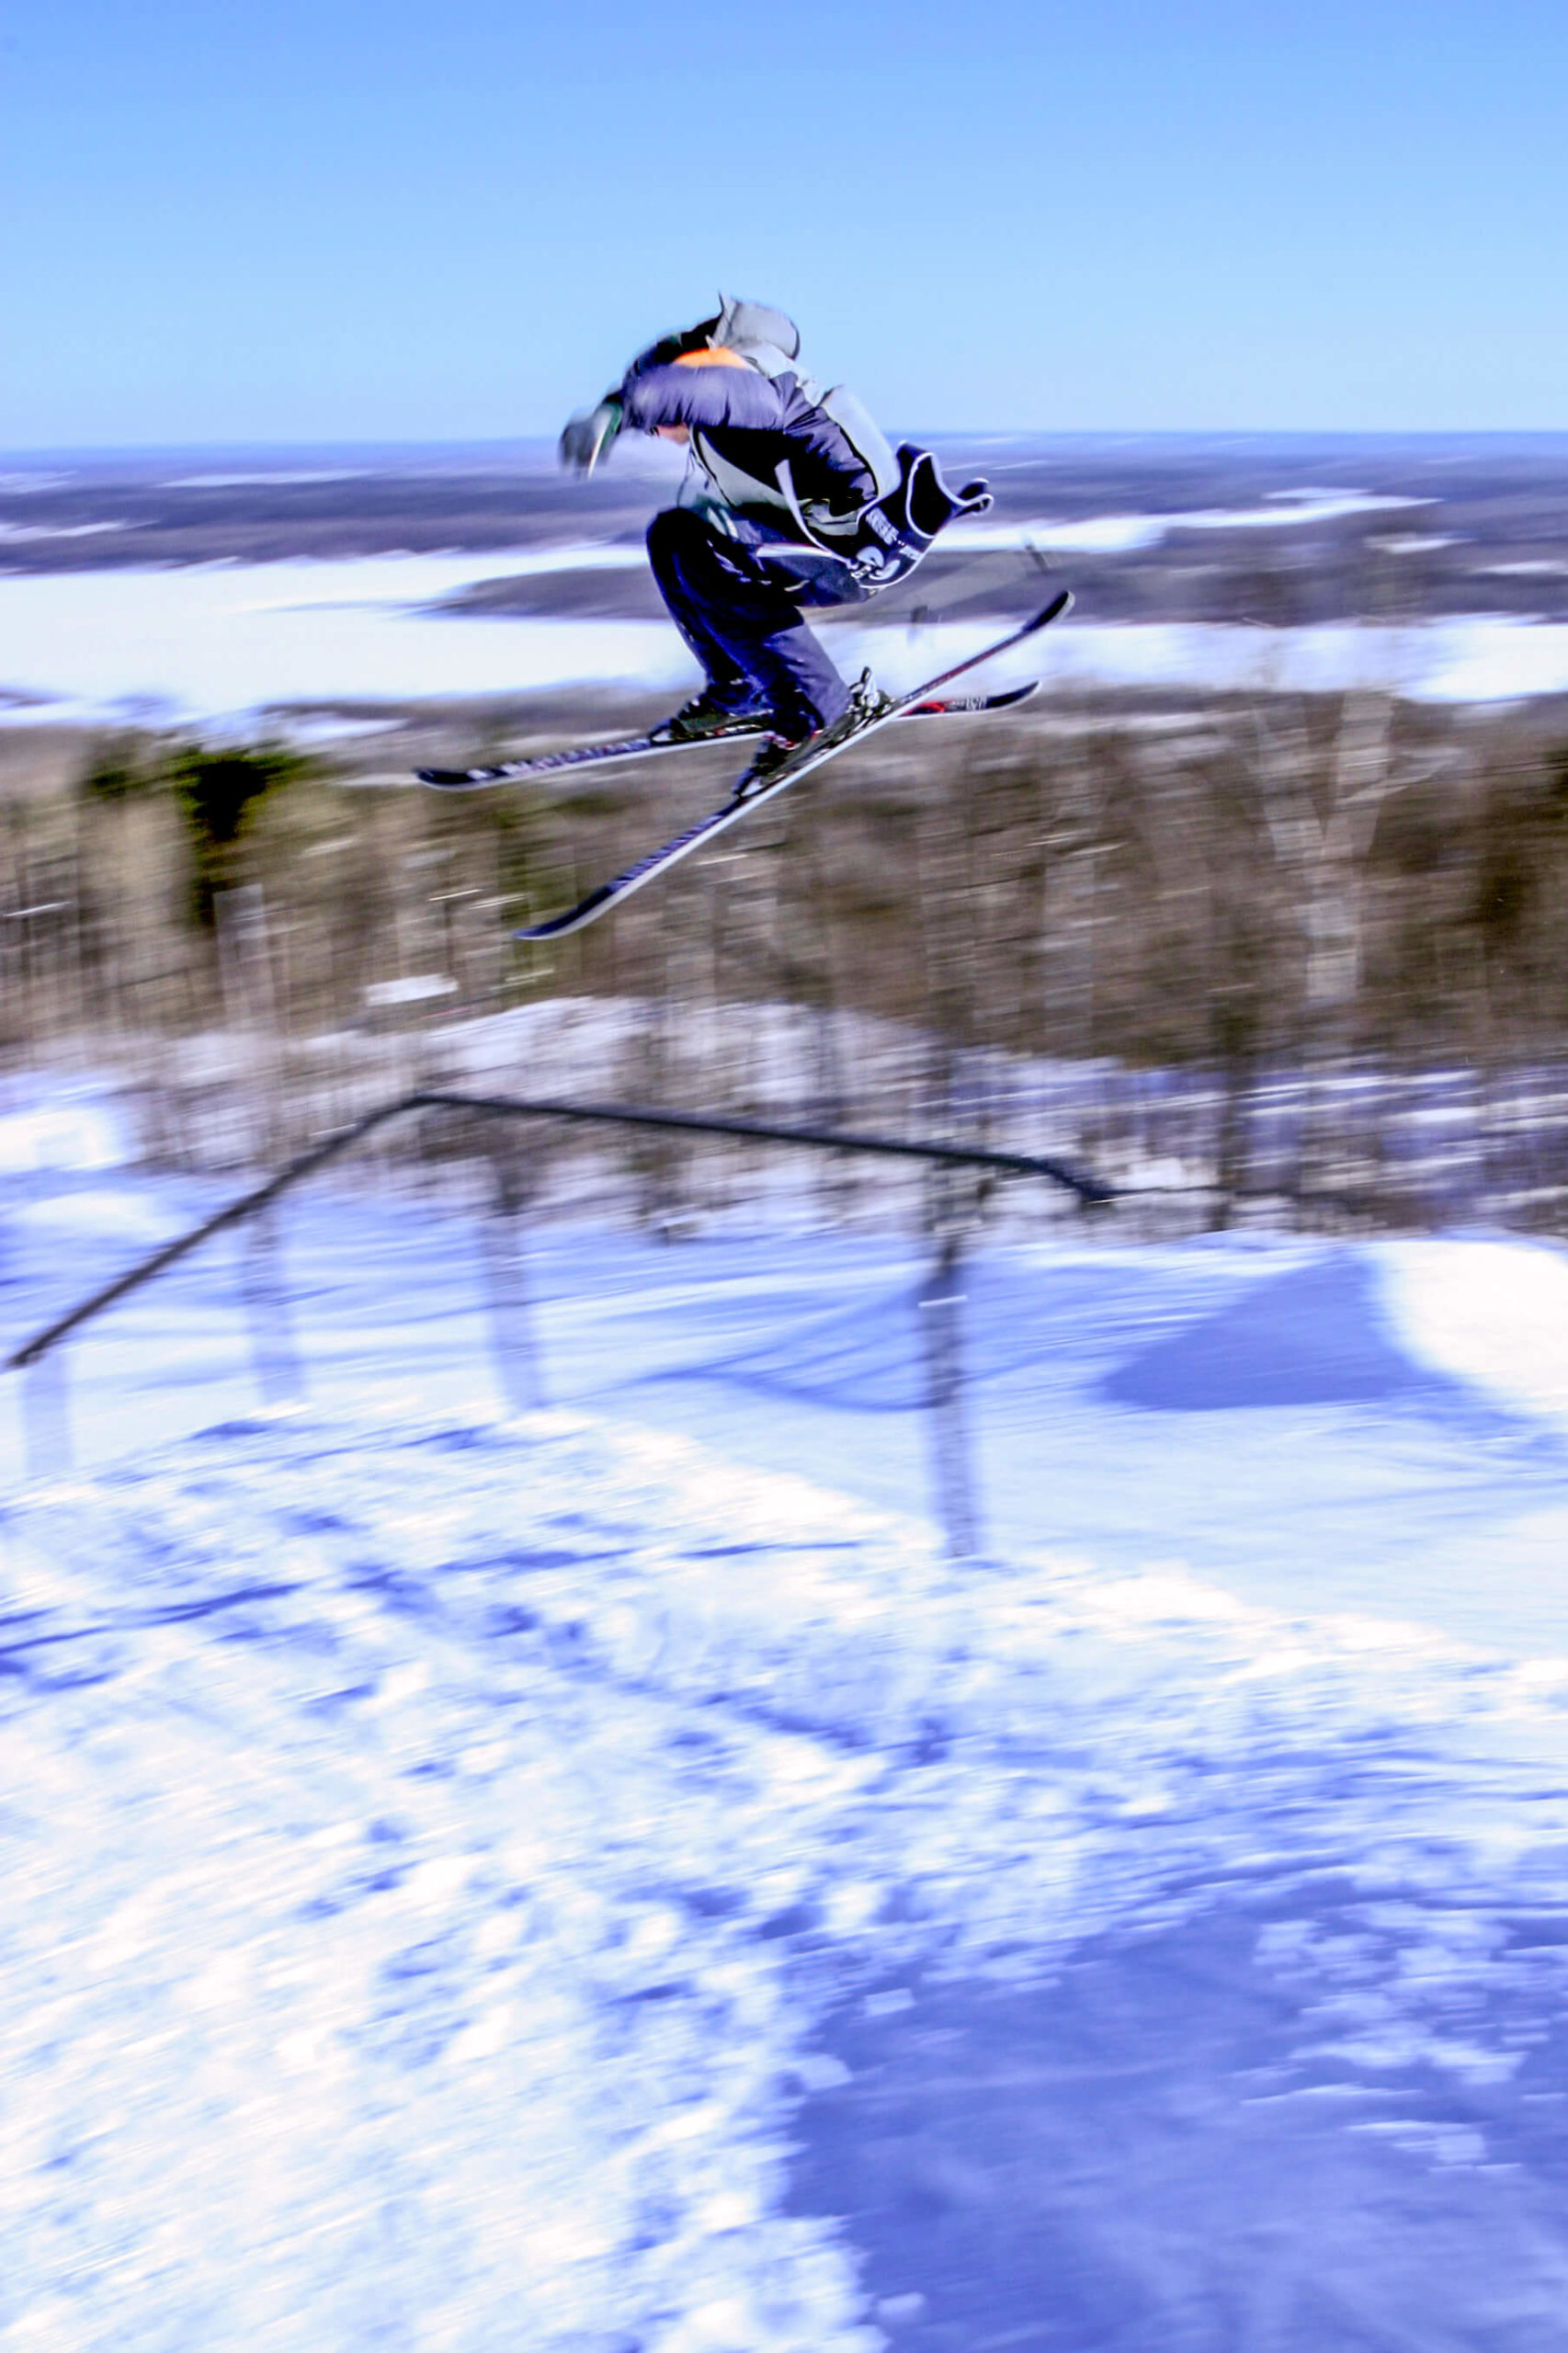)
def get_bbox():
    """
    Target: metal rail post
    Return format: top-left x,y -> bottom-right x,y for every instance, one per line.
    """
916,1187 -> 984,1564
483,1137 -> 544,1415
241,1202 -> 305,1405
